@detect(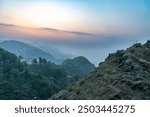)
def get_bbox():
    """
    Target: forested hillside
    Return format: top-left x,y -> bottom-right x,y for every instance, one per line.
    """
0,48 -> 94,99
